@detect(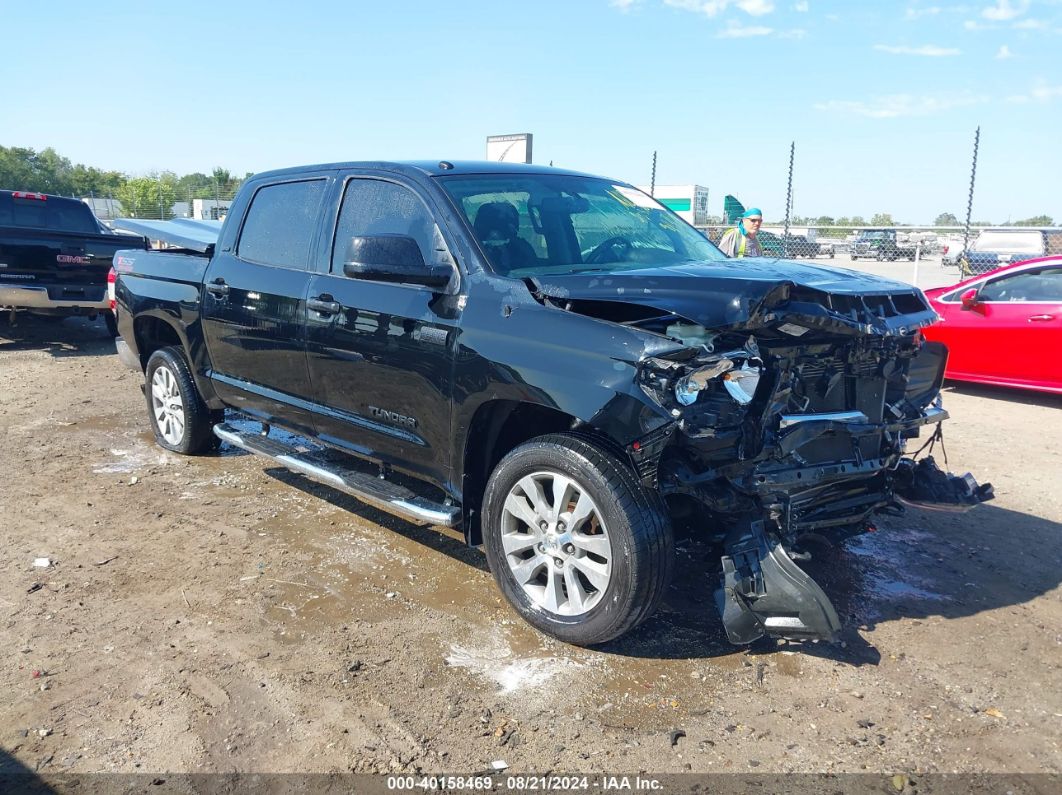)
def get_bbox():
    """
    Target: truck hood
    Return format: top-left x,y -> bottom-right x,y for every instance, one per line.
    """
529,258 -> 930,331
